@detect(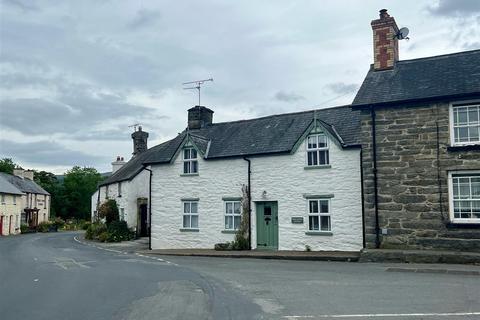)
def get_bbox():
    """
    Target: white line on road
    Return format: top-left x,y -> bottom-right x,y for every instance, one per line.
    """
283,311 -> 480,319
